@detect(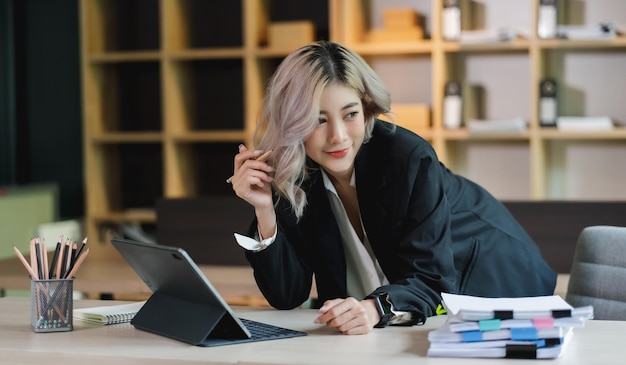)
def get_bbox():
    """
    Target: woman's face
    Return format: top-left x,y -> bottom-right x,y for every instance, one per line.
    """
304,82 -> 365,182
